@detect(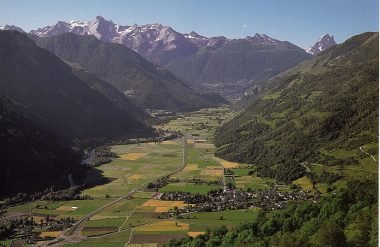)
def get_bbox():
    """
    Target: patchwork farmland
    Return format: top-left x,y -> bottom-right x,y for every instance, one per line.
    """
1,108 -> 316,247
